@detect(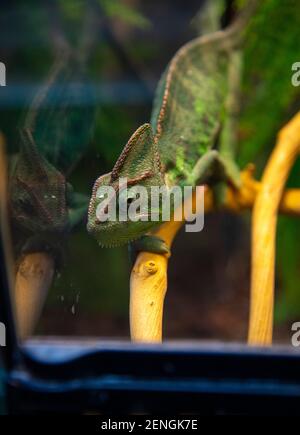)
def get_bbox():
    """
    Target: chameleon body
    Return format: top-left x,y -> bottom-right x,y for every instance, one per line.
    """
87,3 -> 256,251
